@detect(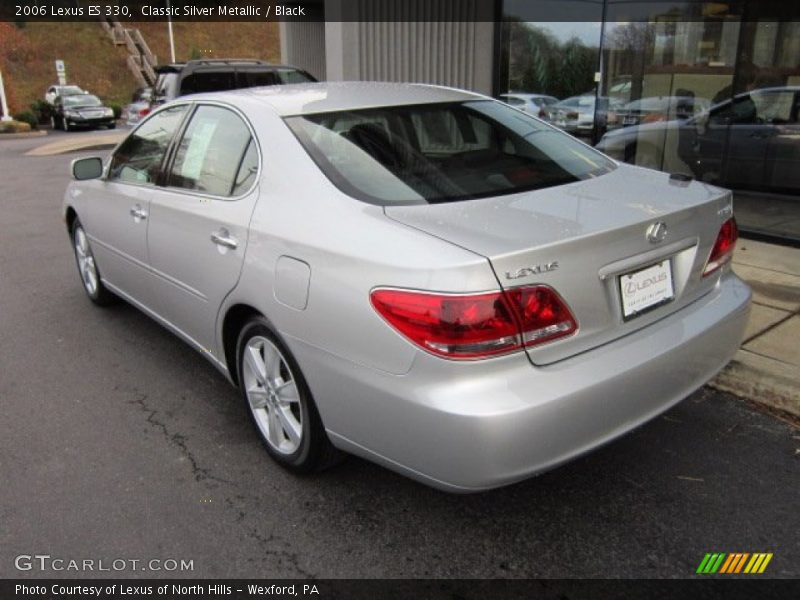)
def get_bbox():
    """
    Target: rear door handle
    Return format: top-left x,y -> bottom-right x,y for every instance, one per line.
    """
210,229 -> 238,250
129,205 -> 147,220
